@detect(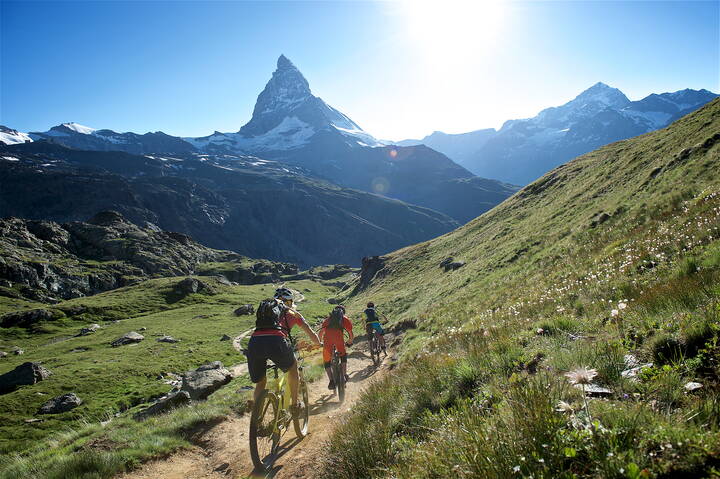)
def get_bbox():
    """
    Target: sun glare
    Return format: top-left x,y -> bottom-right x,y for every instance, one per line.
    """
400,0 -> 506,68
